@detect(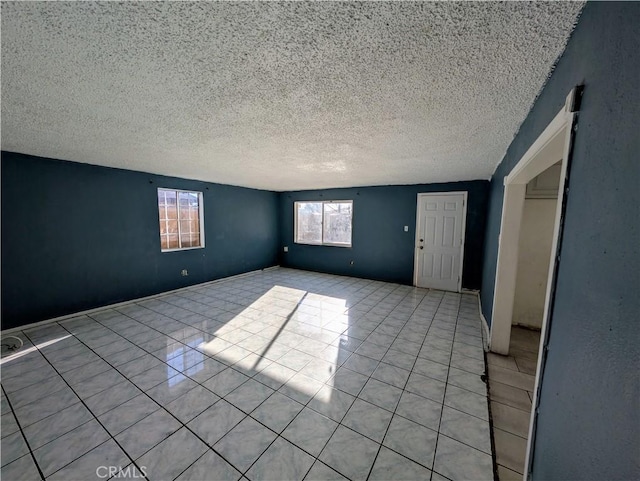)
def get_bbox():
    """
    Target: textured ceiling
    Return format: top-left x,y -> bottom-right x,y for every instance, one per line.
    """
1,2 -> 583,191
